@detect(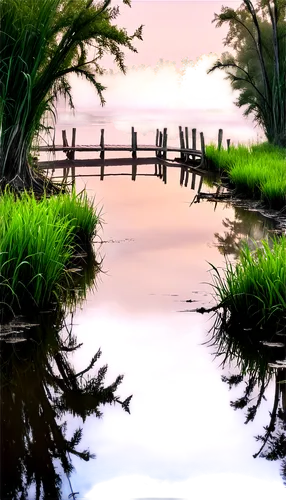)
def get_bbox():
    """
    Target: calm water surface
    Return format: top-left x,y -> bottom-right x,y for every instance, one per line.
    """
57,165 -> 284,498
38,98 -> 280,497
